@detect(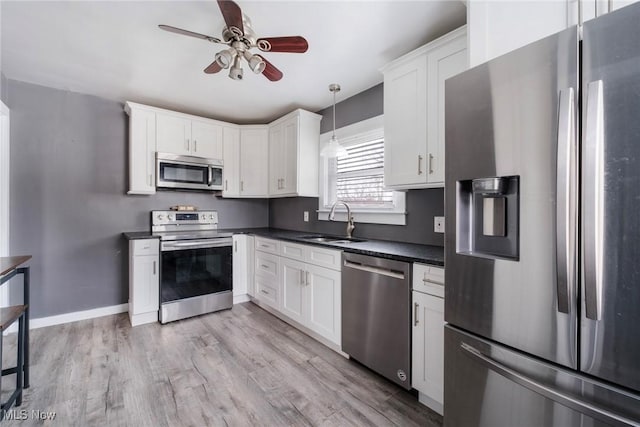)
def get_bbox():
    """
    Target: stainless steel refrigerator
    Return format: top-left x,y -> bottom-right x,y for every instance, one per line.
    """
444,4 -> 640,426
